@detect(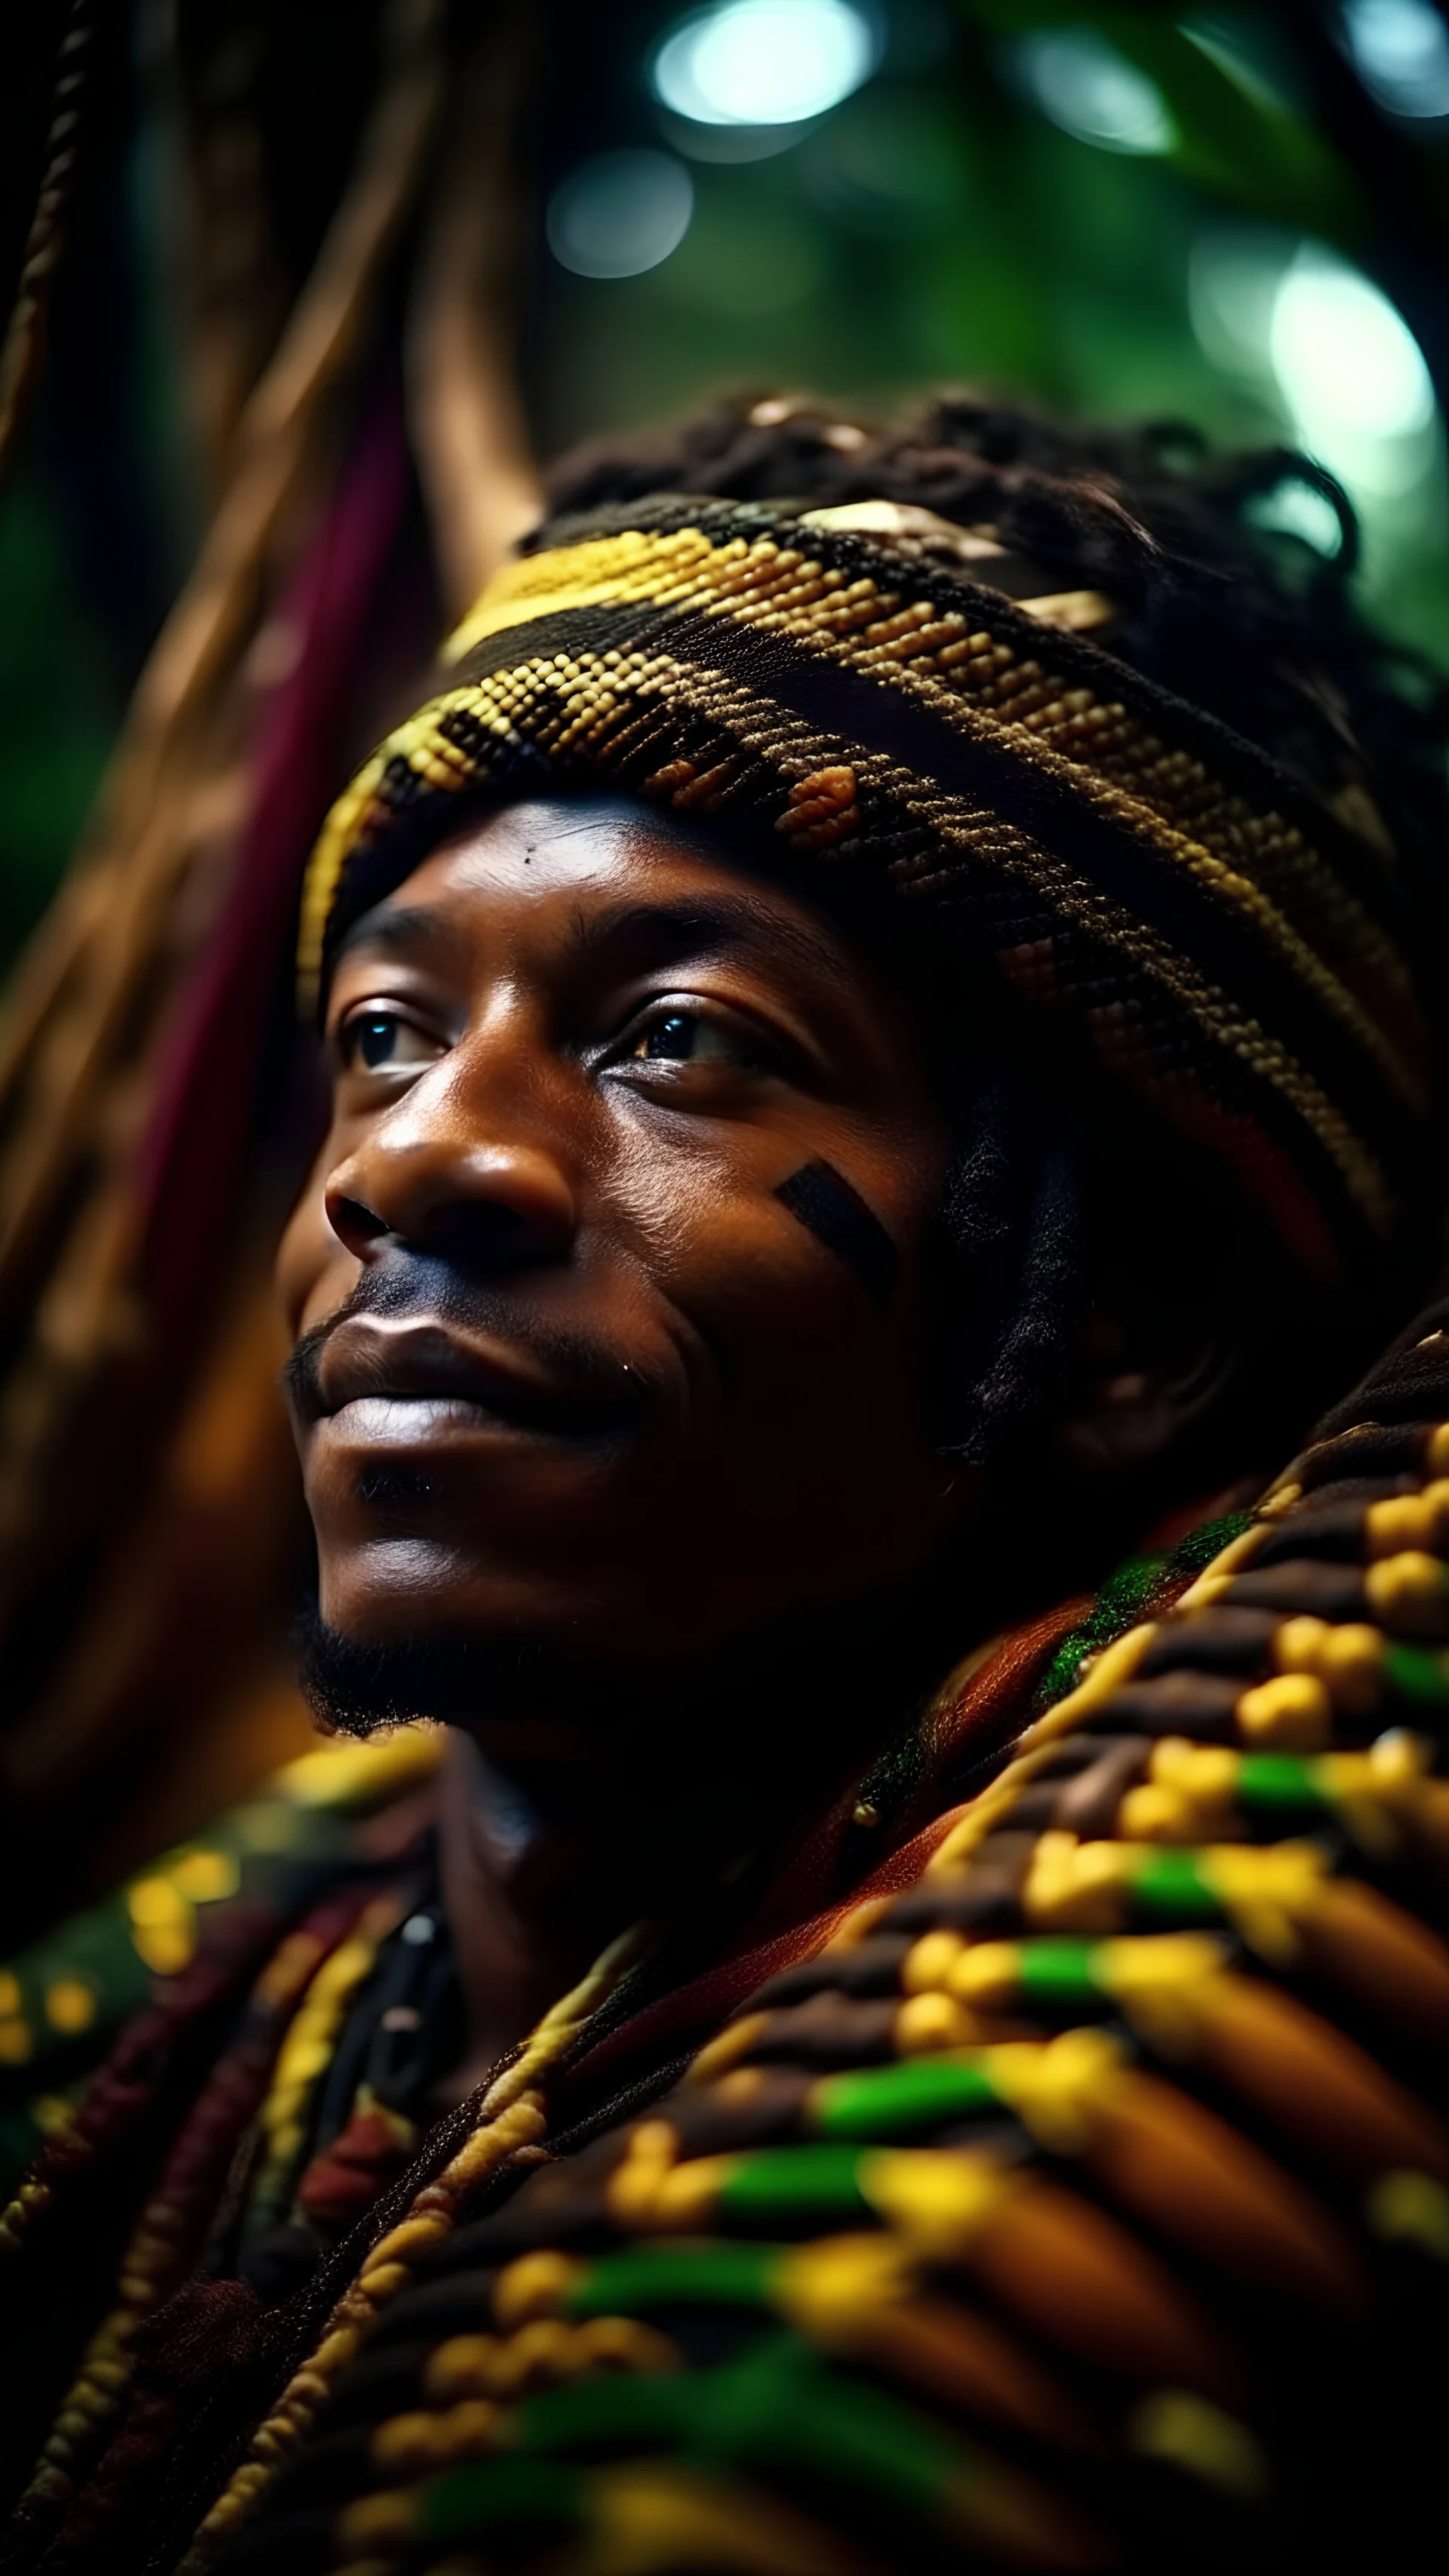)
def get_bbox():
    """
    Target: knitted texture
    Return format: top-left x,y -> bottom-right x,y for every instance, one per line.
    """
12,1327 -> 1449,2570
299,494 -> 1431,1283
206,1316 -> 1449,2576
